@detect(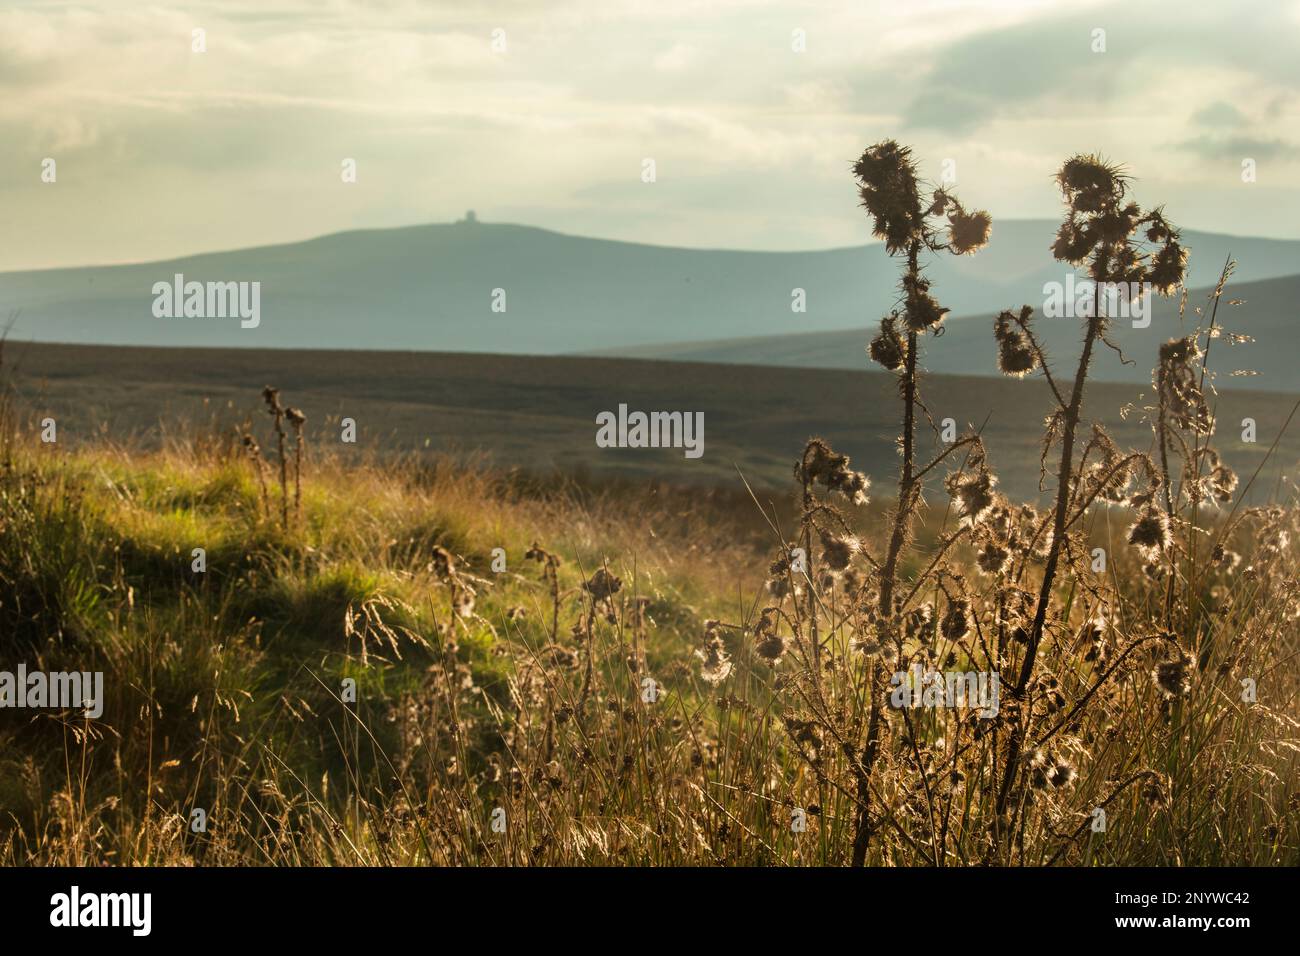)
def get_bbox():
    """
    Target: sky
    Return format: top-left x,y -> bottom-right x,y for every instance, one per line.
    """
3,0 -> 1299,271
